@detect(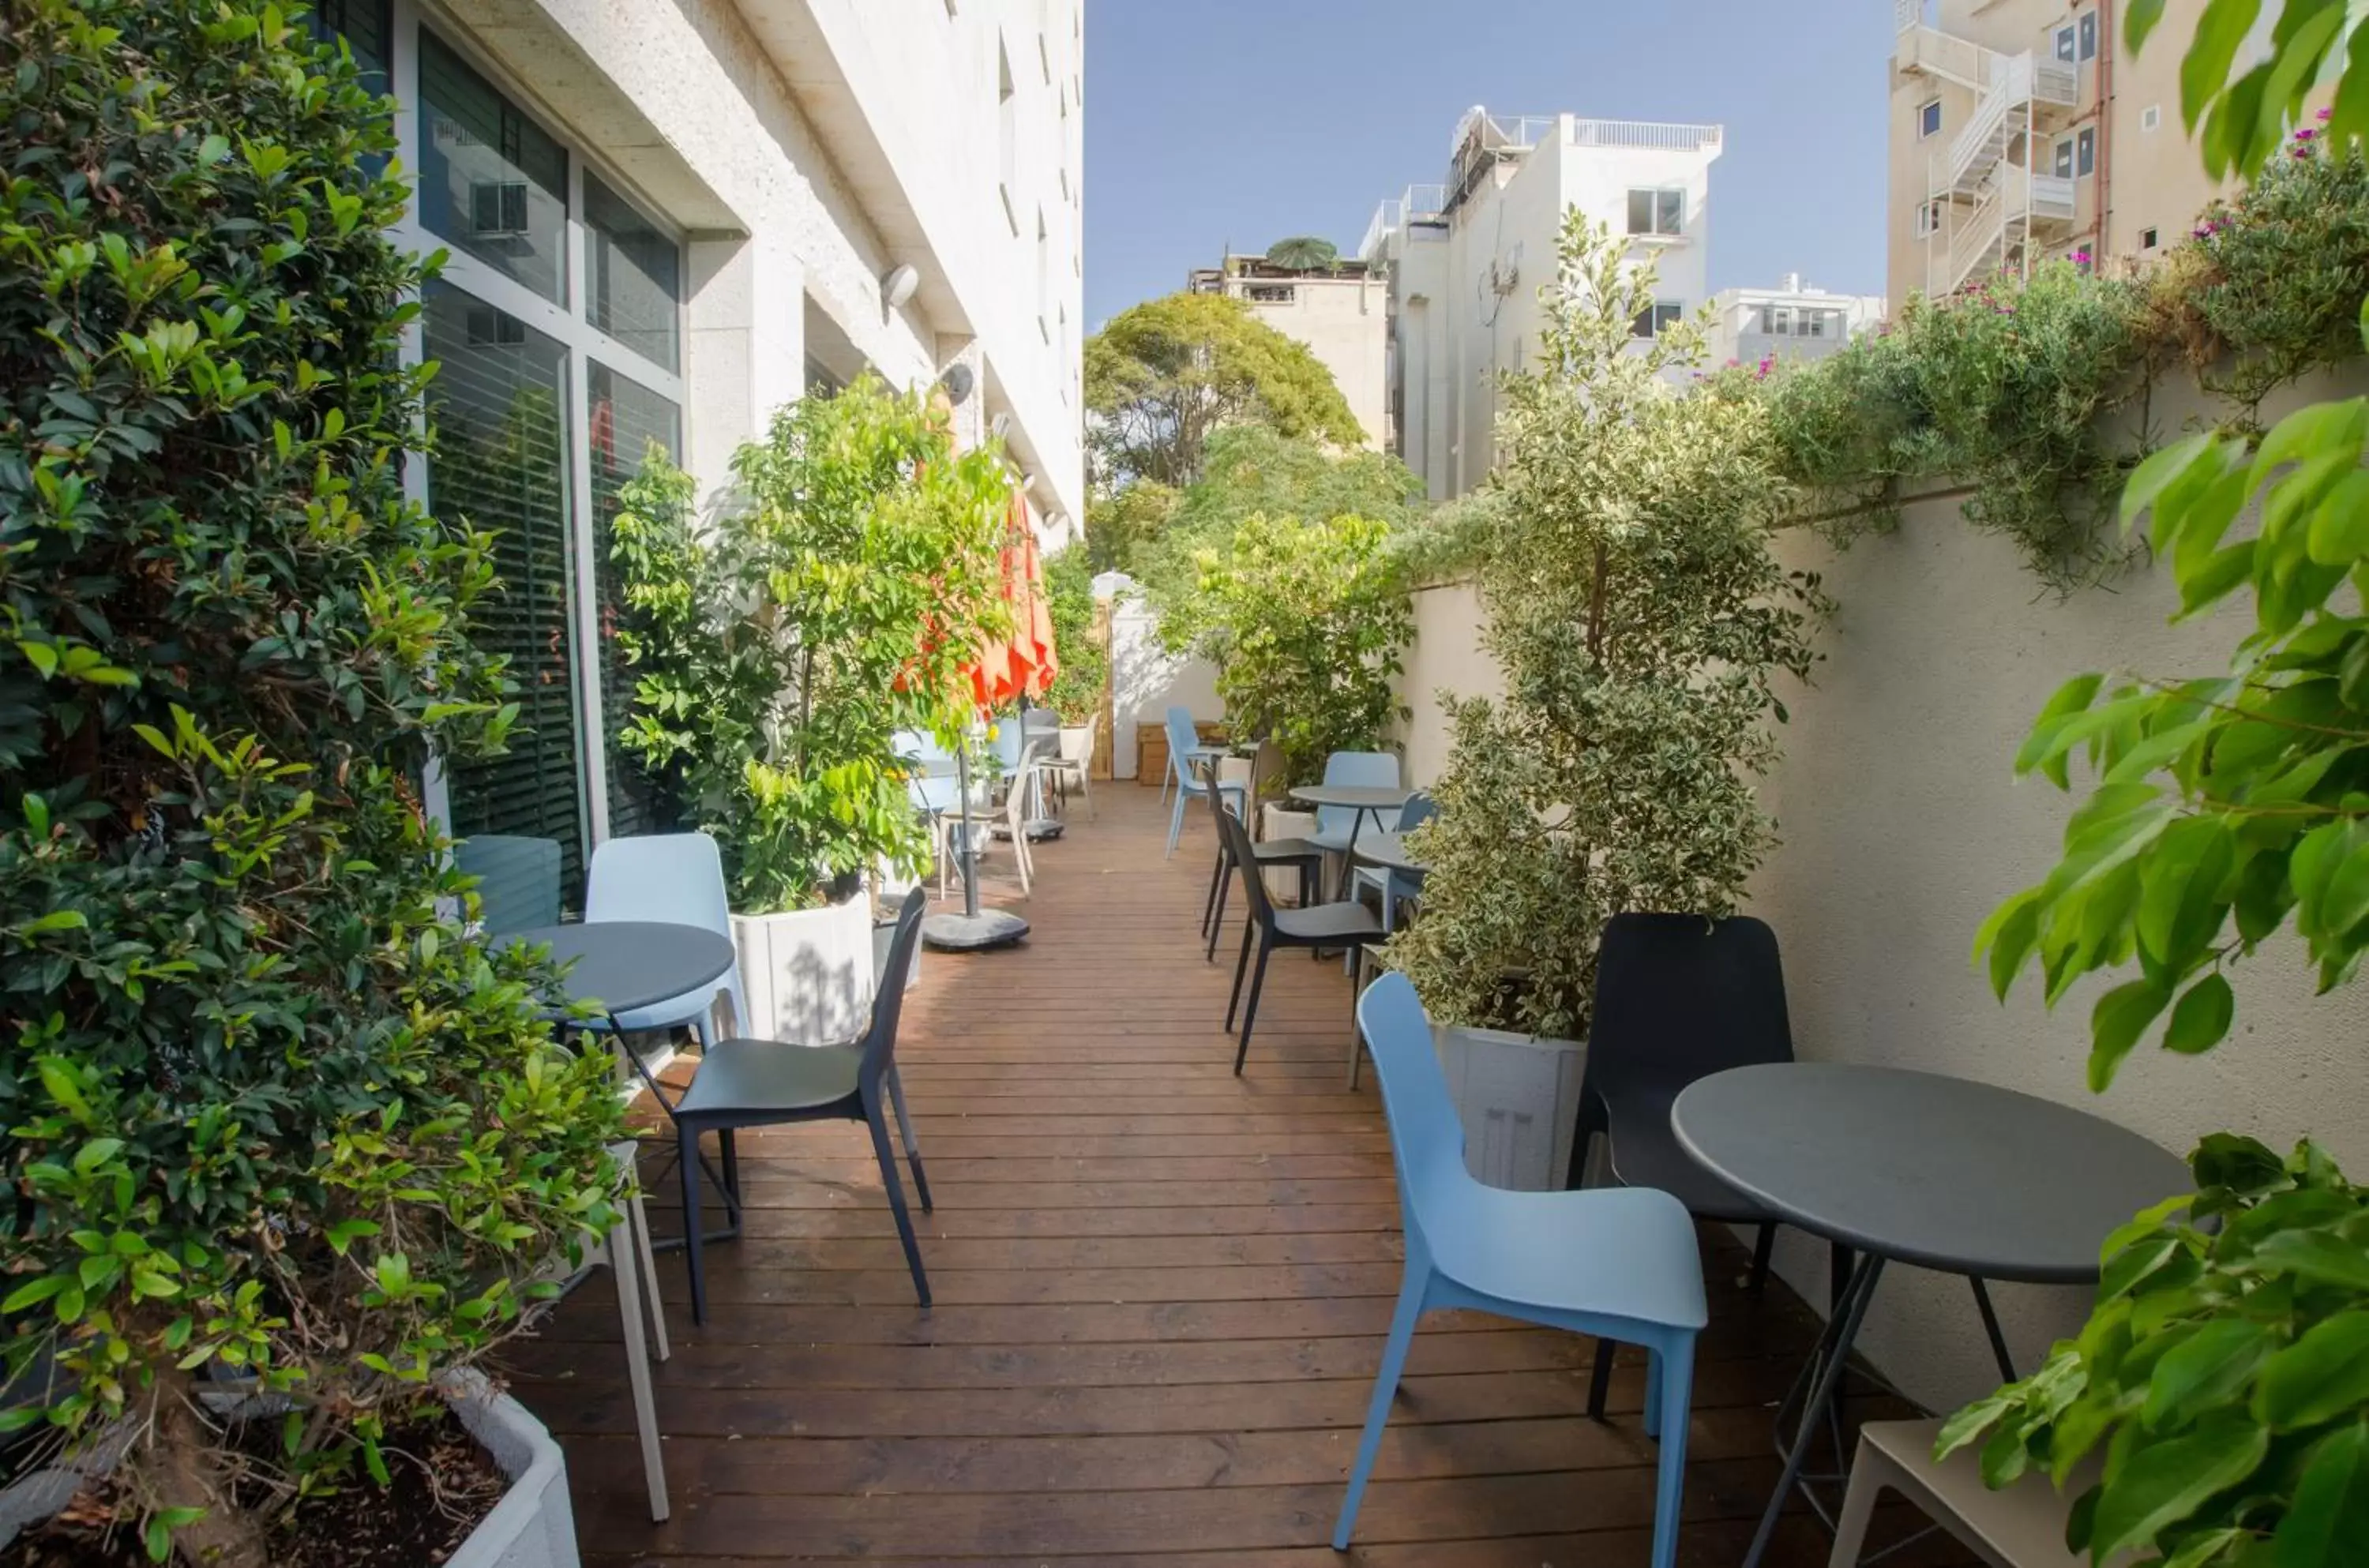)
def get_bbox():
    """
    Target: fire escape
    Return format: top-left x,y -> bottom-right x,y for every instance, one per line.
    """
1897,3 -> 2081,295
